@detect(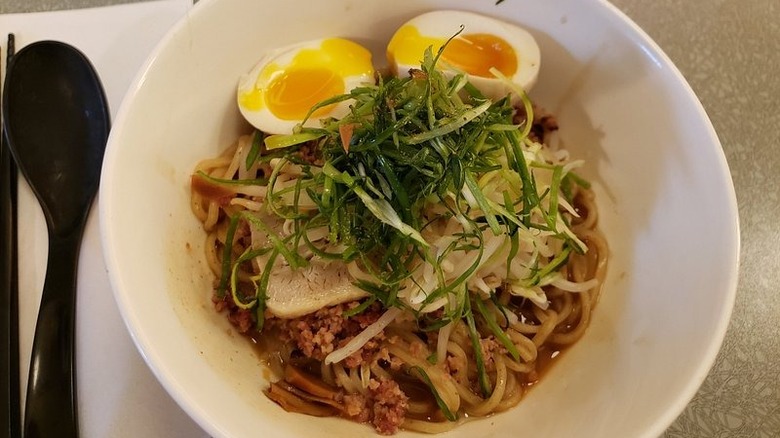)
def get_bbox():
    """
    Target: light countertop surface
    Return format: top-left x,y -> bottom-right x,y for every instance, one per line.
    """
2,0 -> 778,437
